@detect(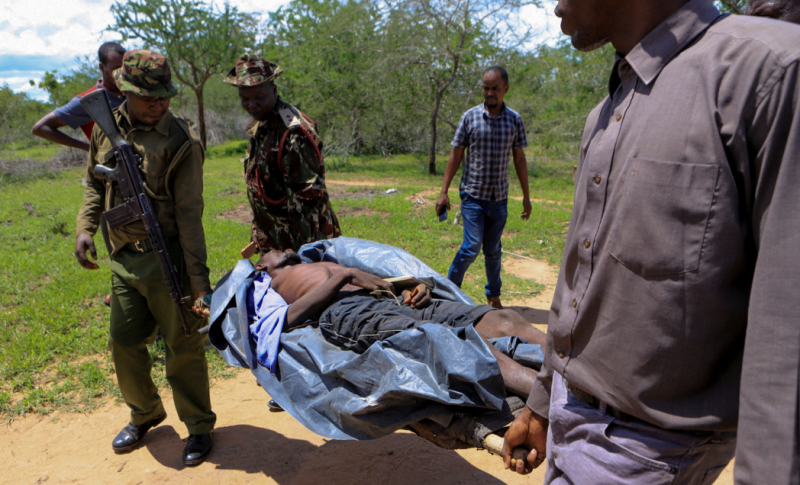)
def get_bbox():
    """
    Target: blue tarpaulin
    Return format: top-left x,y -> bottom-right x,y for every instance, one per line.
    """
208,237 -> 542,441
